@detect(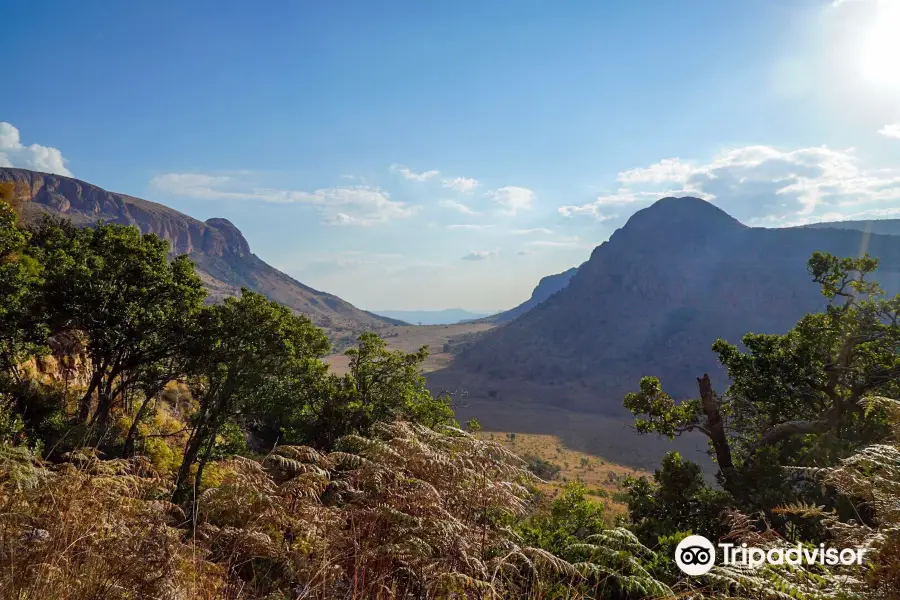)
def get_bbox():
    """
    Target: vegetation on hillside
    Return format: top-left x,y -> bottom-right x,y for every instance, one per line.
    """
0,185 -> 897,598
